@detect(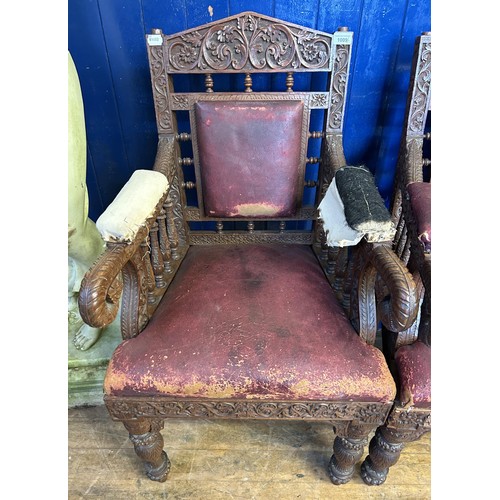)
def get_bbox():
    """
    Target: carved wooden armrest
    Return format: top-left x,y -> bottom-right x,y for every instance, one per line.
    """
78,204 -> 163,330
78,136 -> 184,338
78,231 -> 143,328
357,242 -> 419,344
